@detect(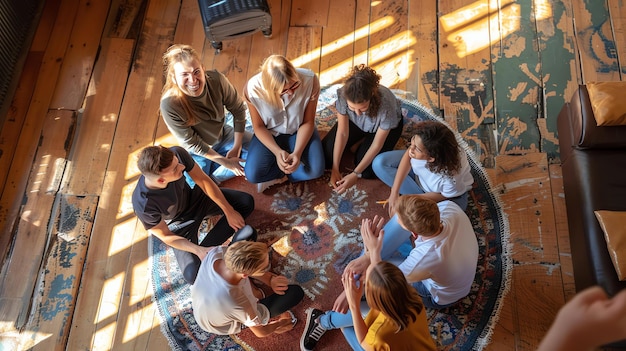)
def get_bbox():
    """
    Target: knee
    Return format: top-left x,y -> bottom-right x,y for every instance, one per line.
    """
241,193 -> 255,216
183,266 -> 200,285
372,153 -> 384,170
287,284 -> 305,302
